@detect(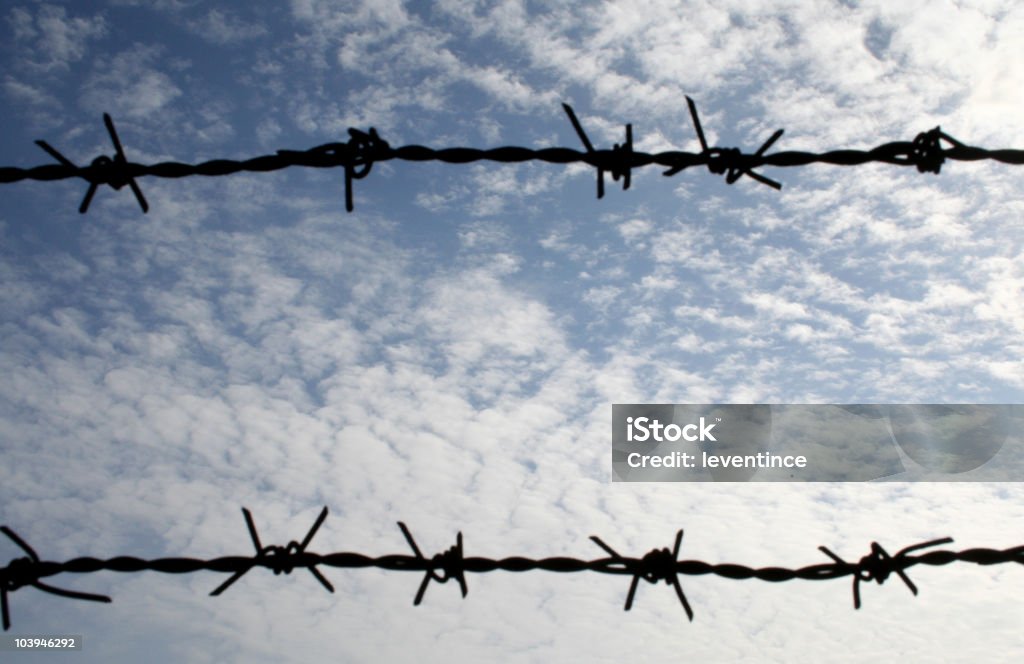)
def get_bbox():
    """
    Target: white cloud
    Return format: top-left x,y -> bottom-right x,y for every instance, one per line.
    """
8,4 -> 107,72
80,45 -> 183,119
616,217 -> 652,244
457,220 -> 510,250
3,75 -> 59,106
7,6 -> 36,41
582,284 -> 622,311
743,292 -> 811,320
187,9 -> 268,45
